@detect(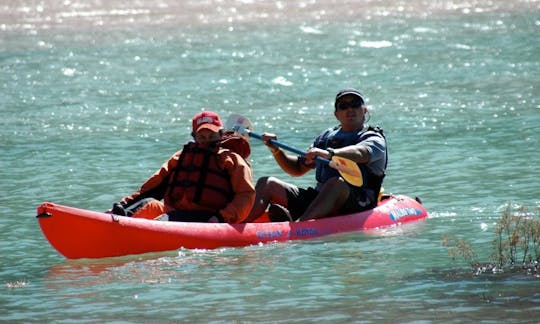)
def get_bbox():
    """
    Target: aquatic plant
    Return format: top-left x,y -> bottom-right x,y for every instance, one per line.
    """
492,204 -> 540,270
443,203 -> 540,277
442,236 -> 479,268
